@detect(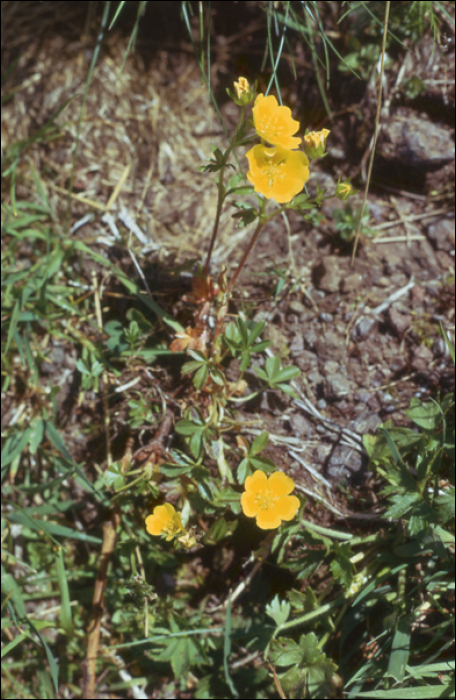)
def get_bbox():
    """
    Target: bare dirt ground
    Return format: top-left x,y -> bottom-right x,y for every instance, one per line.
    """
2,2 -> 454,522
